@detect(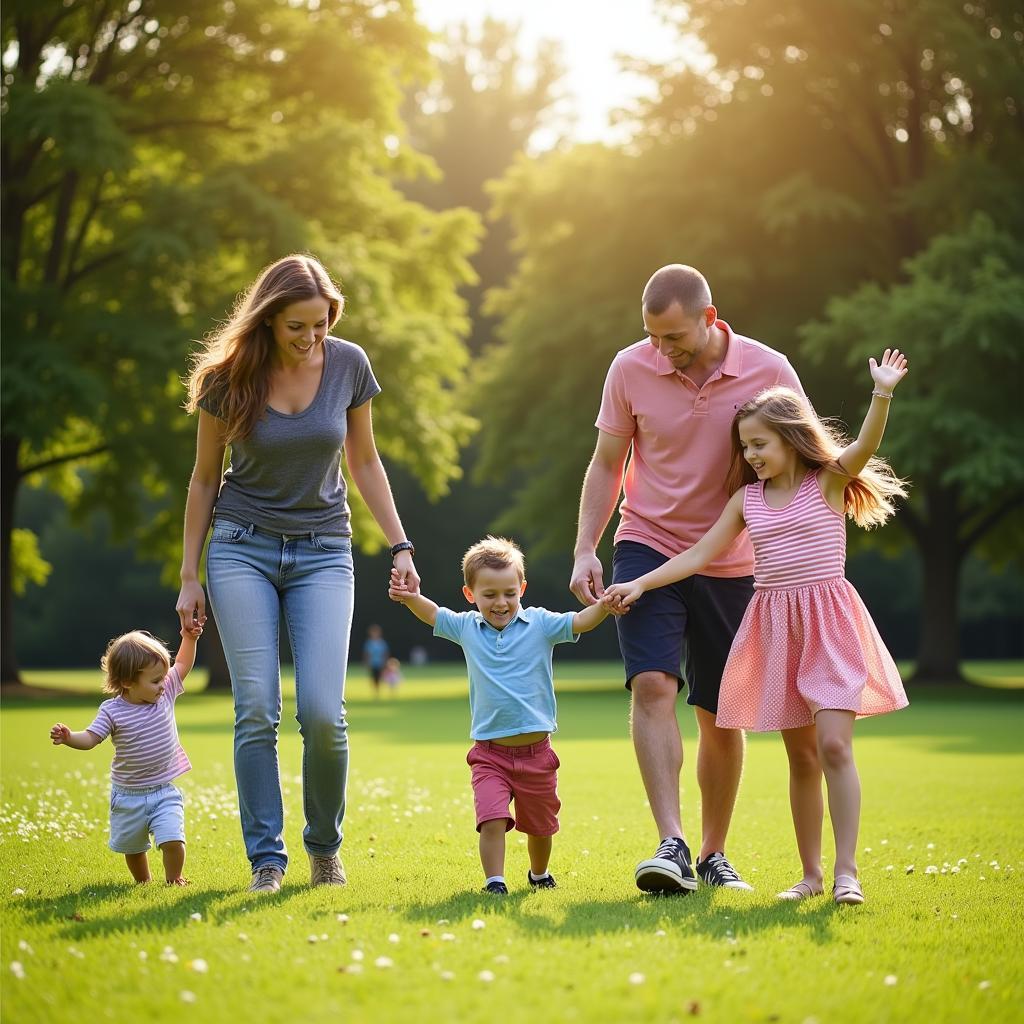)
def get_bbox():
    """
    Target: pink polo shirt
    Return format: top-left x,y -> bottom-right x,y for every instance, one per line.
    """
596,320 -> 803,577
